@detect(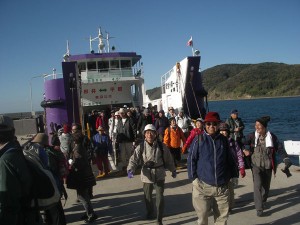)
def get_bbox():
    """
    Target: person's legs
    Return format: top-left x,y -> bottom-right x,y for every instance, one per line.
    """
103,154 -> 110,174
125,142 -> 133,165
77,187 -> 94,216
119,142 -> 127,169
213,184 -> 229,225
192,178 -> 212,225
143,183 -> 154,218
261,169 -> 272,203
228,180 -> 234,210
94,155 -> 103,176
154,180 -> 165,223
57,200 -> 67,225
252,166 -> 263,211
169,148 -> 178,167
